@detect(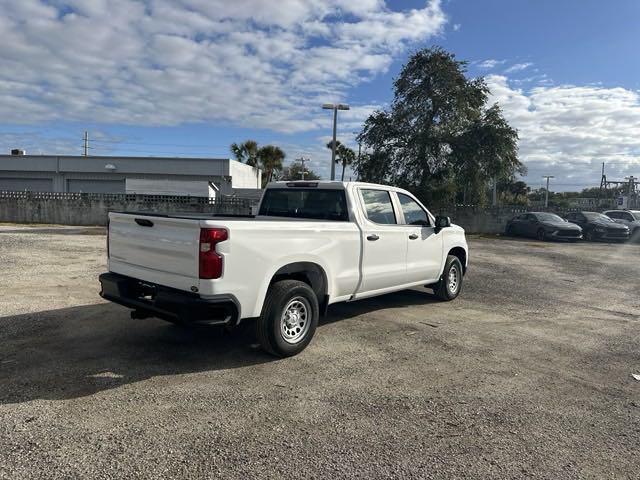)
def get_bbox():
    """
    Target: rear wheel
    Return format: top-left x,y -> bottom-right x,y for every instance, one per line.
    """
585,229 -> 595,242
256,280 -> 319,357
433,255 -> 463,301
536,228 -> 547,241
